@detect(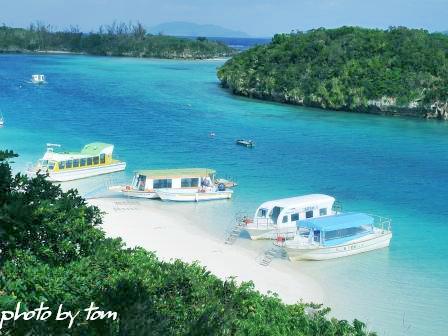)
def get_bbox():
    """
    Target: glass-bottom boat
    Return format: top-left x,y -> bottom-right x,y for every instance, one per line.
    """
110,168 -> 234,201
27,143 -> 126,182
279,213 -> 392,261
